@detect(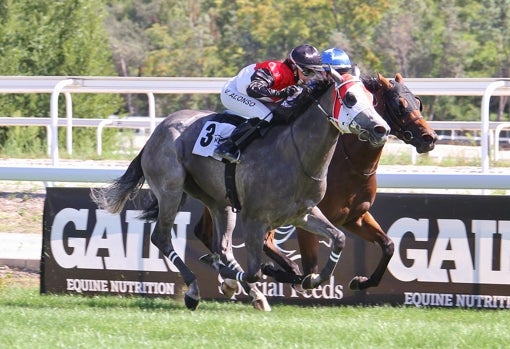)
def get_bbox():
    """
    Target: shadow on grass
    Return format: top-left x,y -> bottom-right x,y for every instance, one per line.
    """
0,285 -> 256,312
